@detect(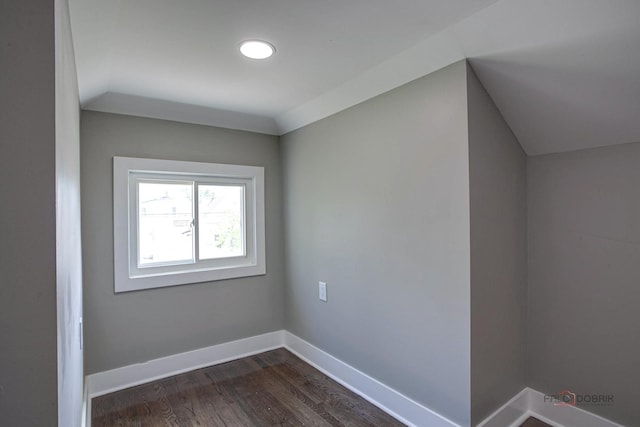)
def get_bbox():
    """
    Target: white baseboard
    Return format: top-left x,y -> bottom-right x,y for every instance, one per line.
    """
478,387 -> 624,427
283,331 -> 460,427
476,388 -> 530,427
85,330 -> 285,398
81,381 -> 89,427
